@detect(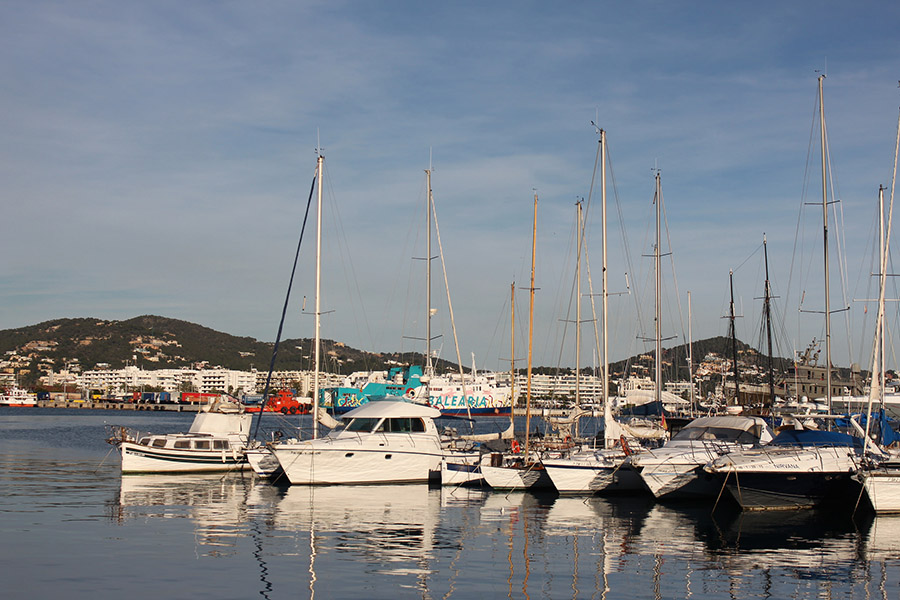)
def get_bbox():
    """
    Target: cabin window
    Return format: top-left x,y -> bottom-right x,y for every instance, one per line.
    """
173,440 -> 190,449
376,418 -> 426,433
151,439 -> 167,447
194,440 -> 210,450
213,440 -> 228,450
138,438 -> 150,445
346,417 -> 380,433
